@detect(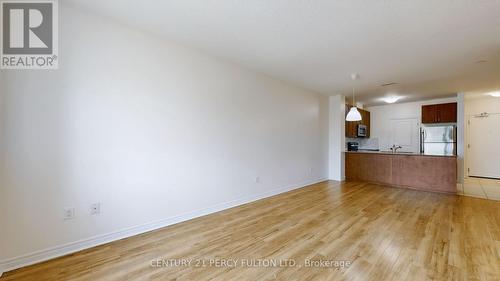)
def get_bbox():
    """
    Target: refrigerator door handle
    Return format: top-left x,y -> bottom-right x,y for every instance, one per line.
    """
420,129 -> 425,154
454,126 -> 457,155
